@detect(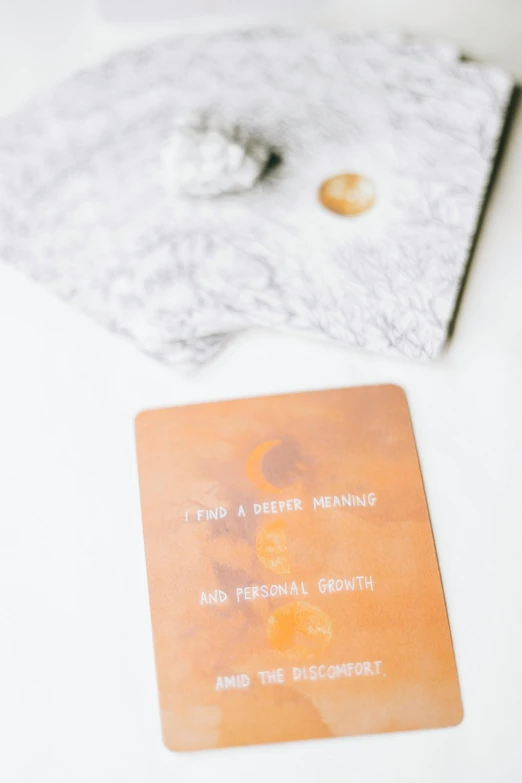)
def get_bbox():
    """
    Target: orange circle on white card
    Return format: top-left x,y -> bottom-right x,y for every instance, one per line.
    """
268,601 -> 333,660
319,173 -> 375,216
255,518 -> 291,574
